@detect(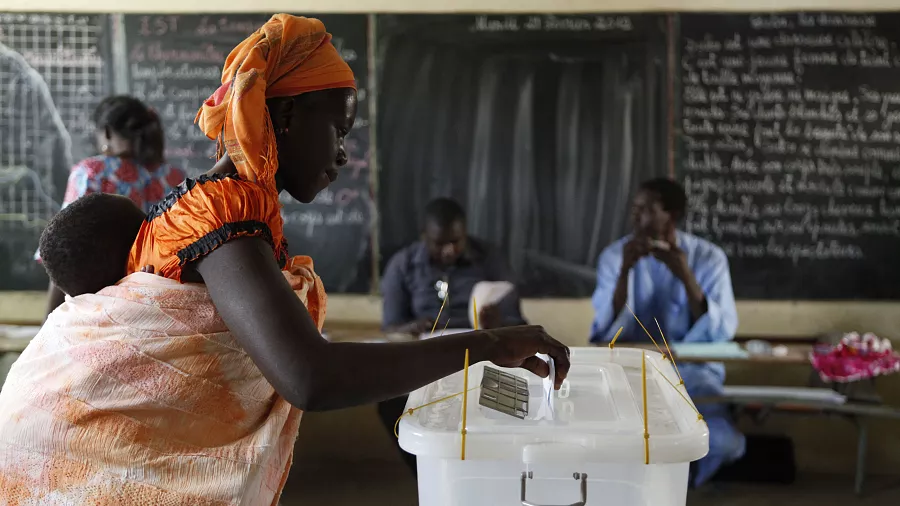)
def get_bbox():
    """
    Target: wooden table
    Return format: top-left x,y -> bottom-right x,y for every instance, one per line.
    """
612,342 -> 813,365
0,329 -> 38,352
2,322 -> 816,362
0,338 -> 30,353
322,326 -> 817,366
0,325 -> 391,351
0,324 -> 41,353
0,323 -> 393,352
